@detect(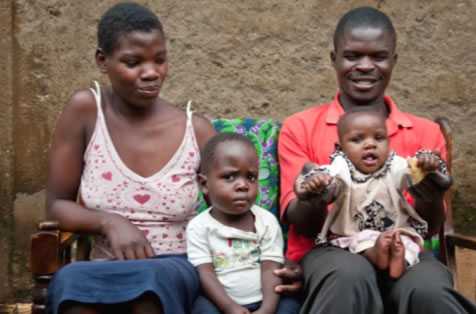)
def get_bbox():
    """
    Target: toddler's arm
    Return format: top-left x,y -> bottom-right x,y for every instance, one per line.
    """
254,260 -> 282,314
196,264 -> 250,314
186,219 -> 250,314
